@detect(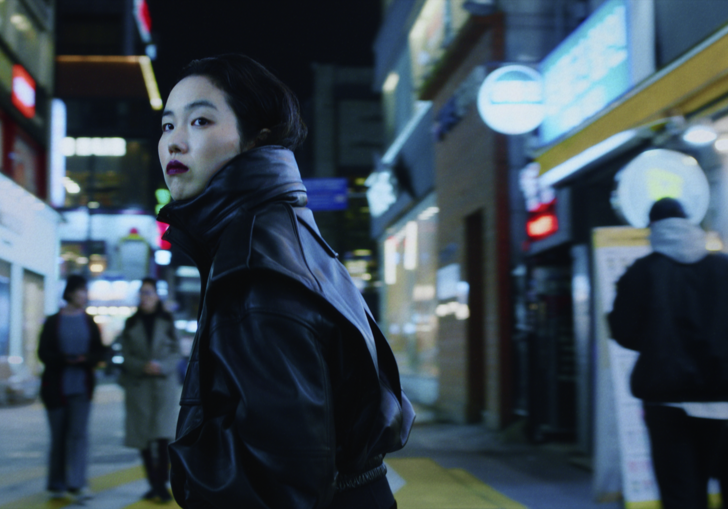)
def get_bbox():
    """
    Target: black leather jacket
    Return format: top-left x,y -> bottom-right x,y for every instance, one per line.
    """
158,146 -> 415,508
